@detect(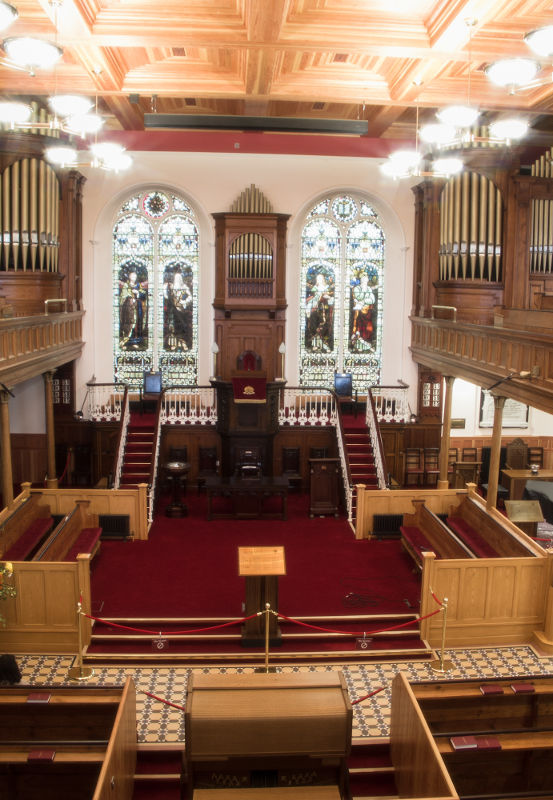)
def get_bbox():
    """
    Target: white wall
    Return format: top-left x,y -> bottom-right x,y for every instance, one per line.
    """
77,151 -> 419,410
9,375 -> 45,433
450,378 -> 553,438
